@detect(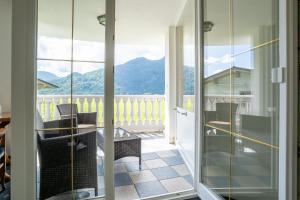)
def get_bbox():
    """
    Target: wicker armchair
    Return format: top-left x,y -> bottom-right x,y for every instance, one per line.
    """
56,104 -> 97,126
204,103 -> 238,131
204,103 -> 238,153
36,112 -> 98,199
